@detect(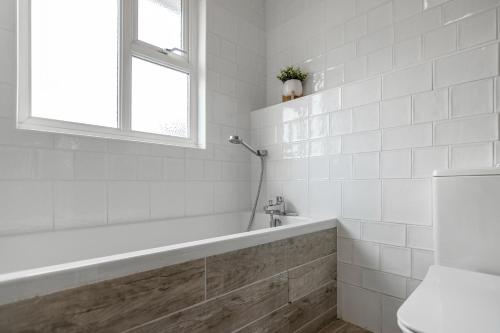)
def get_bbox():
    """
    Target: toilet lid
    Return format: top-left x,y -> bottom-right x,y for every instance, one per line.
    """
397,265 -> 500,333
